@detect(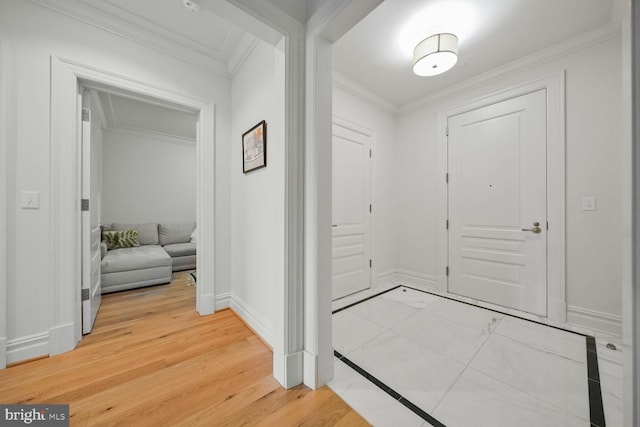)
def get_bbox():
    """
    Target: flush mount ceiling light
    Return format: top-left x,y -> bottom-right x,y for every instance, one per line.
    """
182,0 -> 201,12
412,33 -> 458,77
